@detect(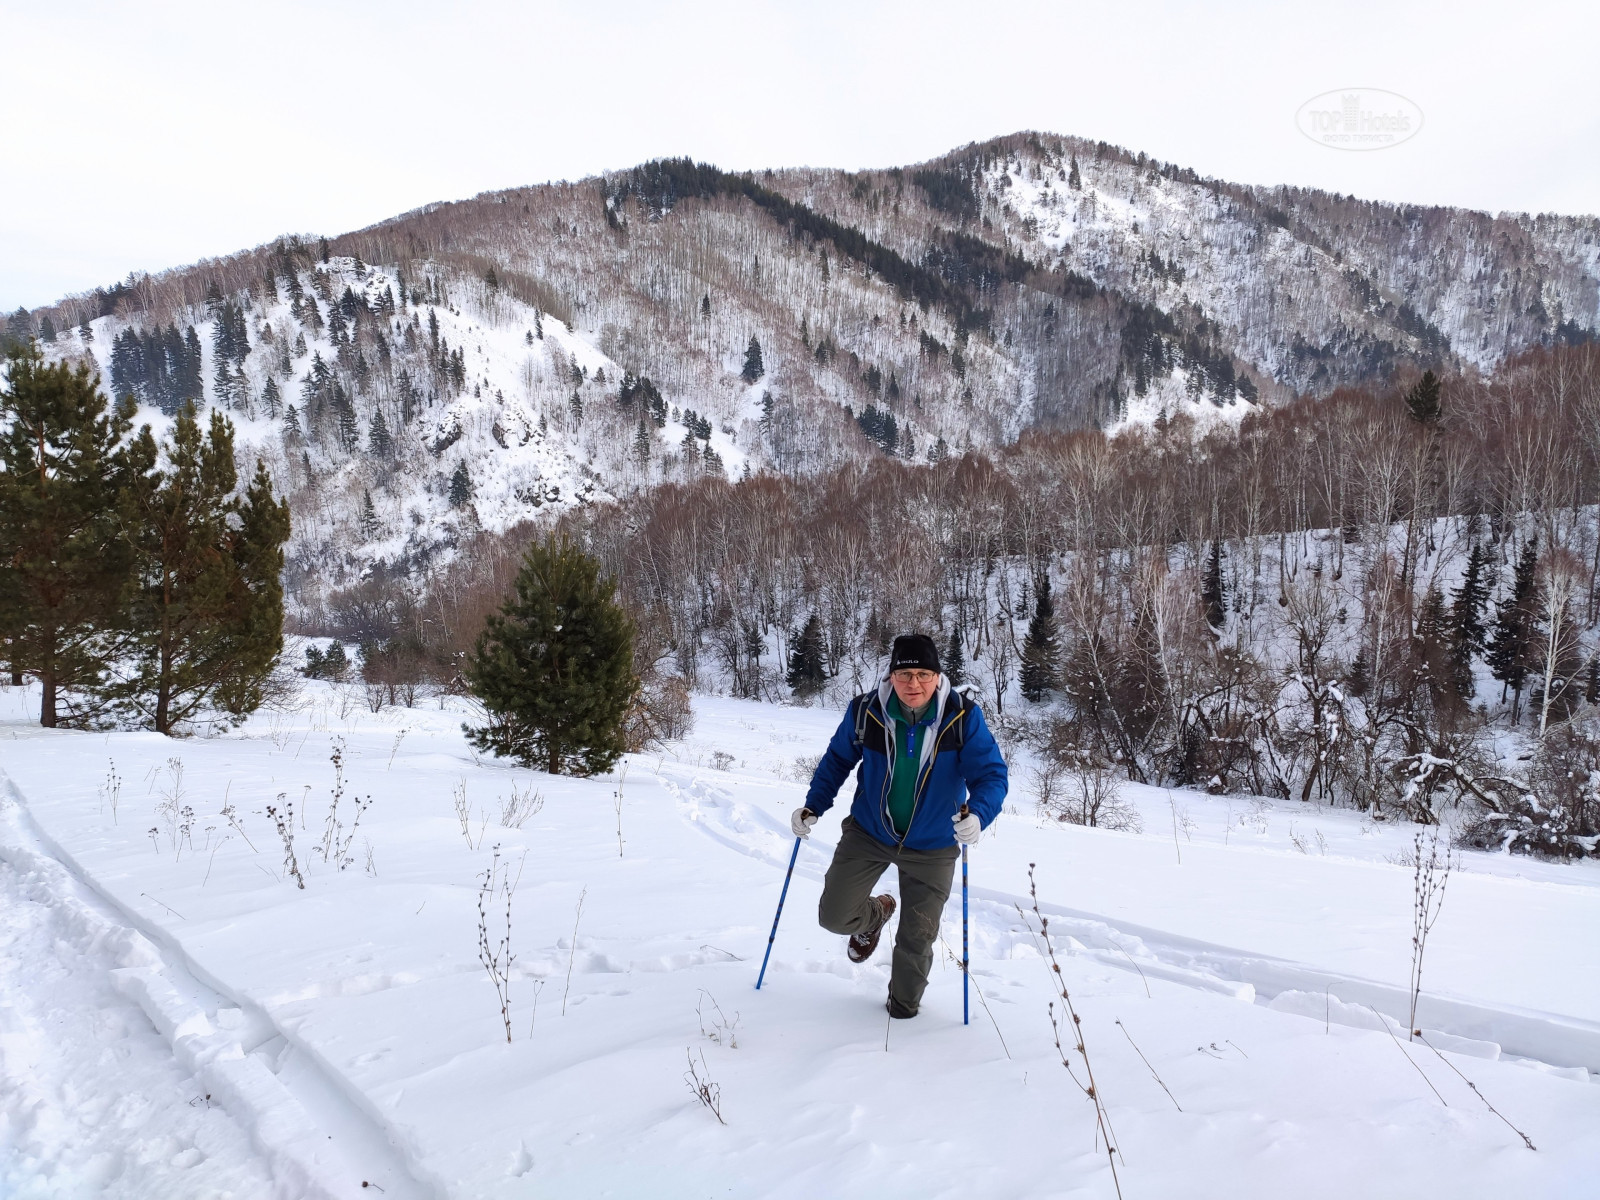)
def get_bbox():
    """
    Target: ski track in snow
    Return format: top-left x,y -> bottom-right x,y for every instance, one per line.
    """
0,774 -> 442,1200
663,766 -> 1600,1075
